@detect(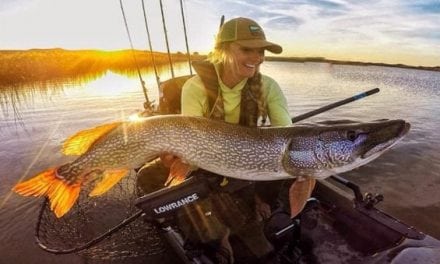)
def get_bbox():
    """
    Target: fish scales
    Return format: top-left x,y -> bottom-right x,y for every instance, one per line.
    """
57,115 -> 410,181
13,115 -> 410,217
136,116 -> 292,180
